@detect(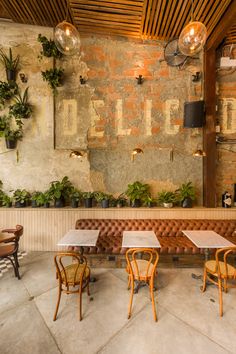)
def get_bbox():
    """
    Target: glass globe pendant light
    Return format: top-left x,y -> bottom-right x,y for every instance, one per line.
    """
54,1 -> 80,56
178,0 -> 207,56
